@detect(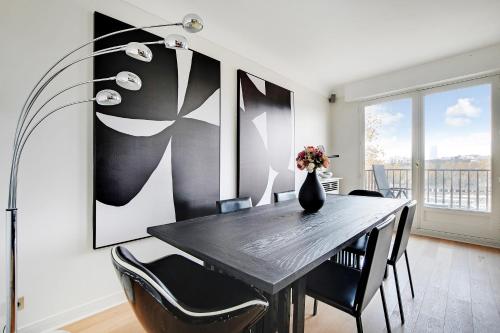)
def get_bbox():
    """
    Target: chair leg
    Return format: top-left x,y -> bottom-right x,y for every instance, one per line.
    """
380,285 -> 391,333
313,299 -> 318,316
405,250 -> 415,298
355,315 -> 363,333
392,265 -> 405,324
